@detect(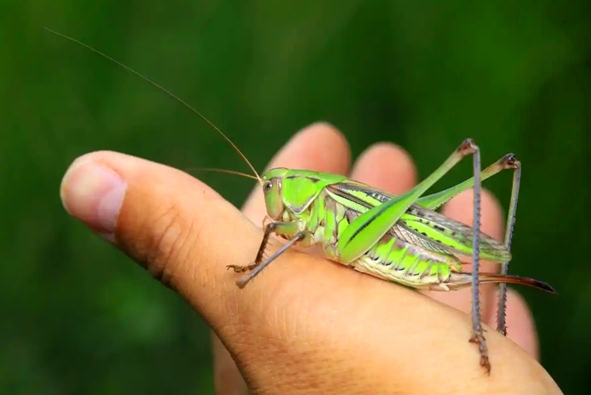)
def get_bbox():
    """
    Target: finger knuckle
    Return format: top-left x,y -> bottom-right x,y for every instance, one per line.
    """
143,201 -> 200,287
